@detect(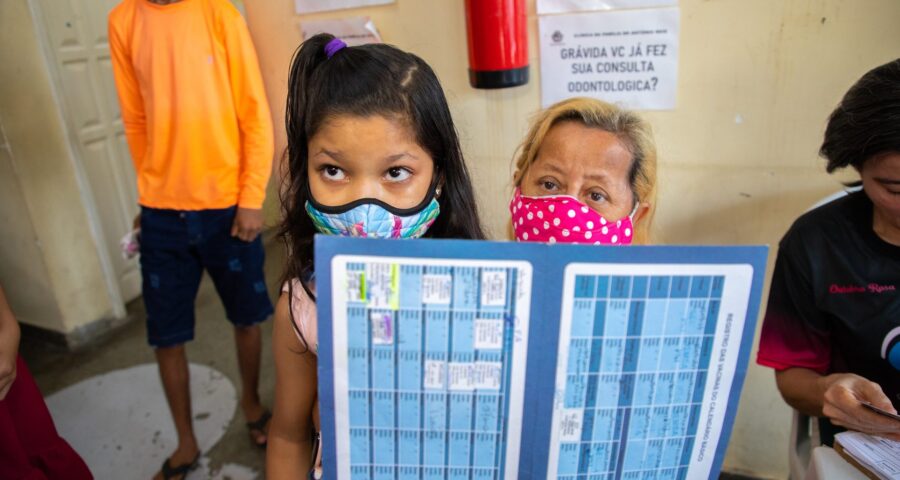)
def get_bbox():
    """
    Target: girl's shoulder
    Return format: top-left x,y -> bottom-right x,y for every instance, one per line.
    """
281,279 -> 319,354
